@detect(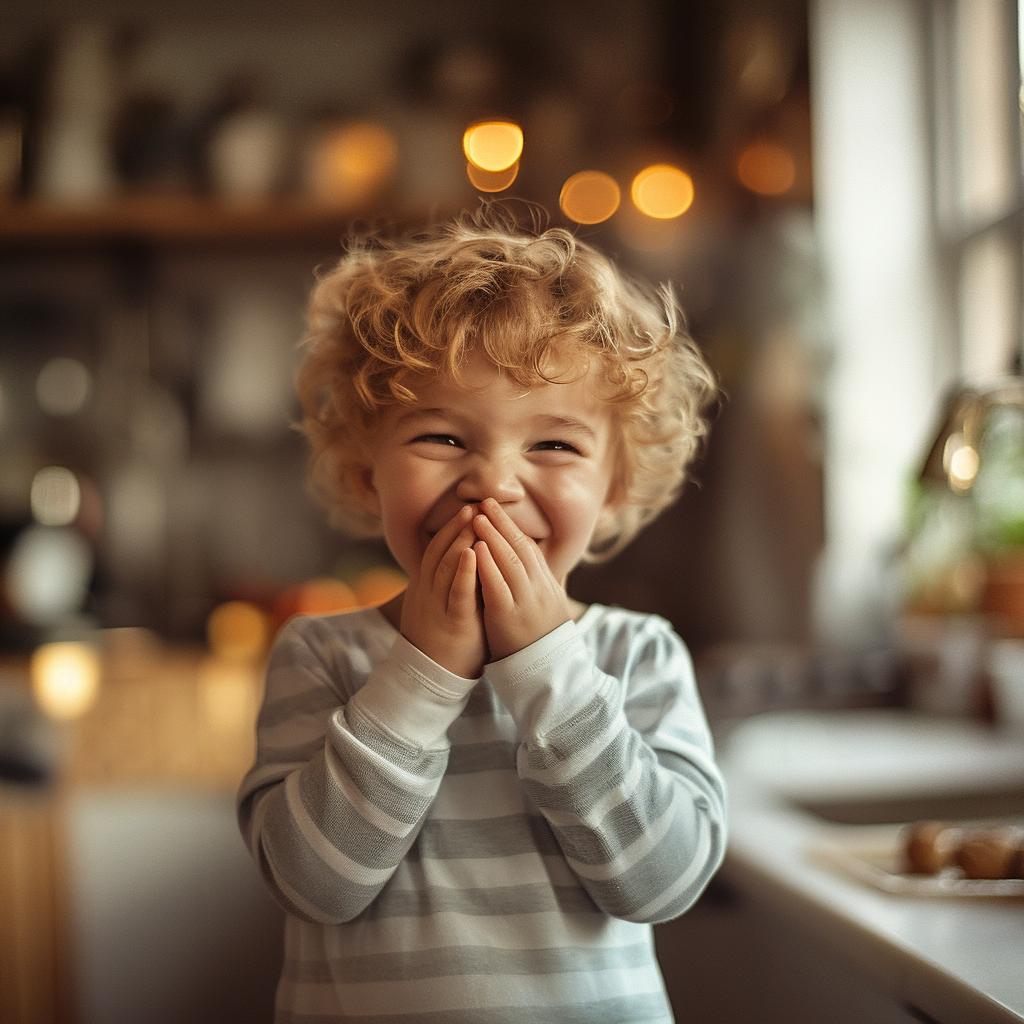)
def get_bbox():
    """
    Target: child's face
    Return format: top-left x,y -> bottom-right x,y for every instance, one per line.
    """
357,349 -> 621,588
